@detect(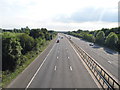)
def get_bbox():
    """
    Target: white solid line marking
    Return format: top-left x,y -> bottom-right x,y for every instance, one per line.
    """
54,66 -> 57,71
68,57 -> 70,59
108,61 -> 111,64
57,56 -> 58,59
70,66 -> 72,71
25,44 -> 55,89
